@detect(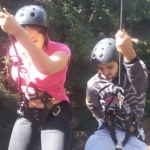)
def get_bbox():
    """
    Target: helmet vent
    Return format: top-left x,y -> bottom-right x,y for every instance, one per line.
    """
20,13 -> 24,17
15,5 -> 49,30
30,12 -> 36,17
92,54 -> 95,58
99,54 -> 103,58
91,38 -> 117,64
94,48 -> 97,51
